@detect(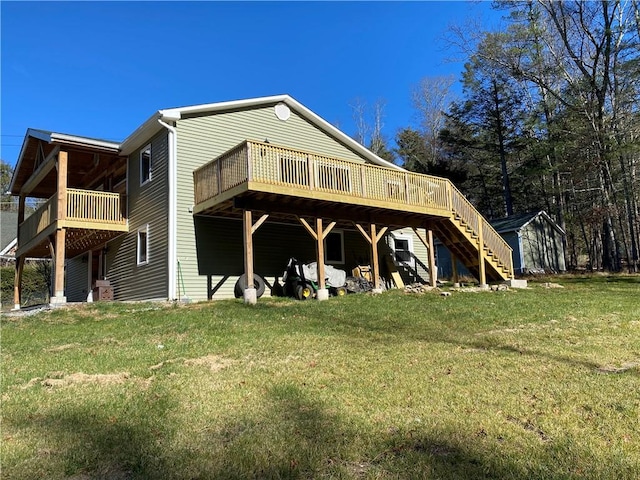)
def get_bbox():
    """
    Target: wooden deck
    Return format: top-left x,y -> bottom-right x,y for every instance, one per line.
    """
193,141 -> 514,282
17,189 -> 128,258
